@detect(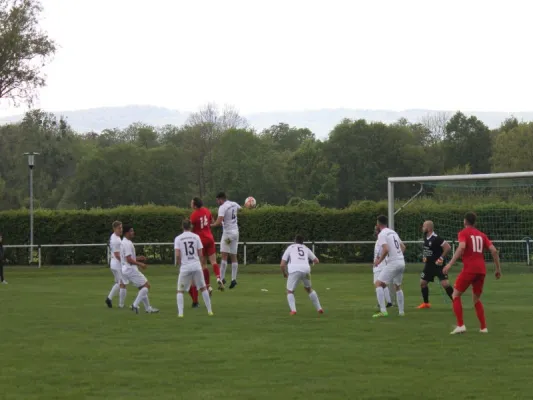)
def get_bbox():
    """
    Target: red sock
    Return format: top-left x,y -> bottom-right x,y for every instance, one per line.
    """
452,297 -> 464,327
203,268 -> 210,286
212,263 -> 221,279
474,301 -> 486,330
189,286 -> 199,303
